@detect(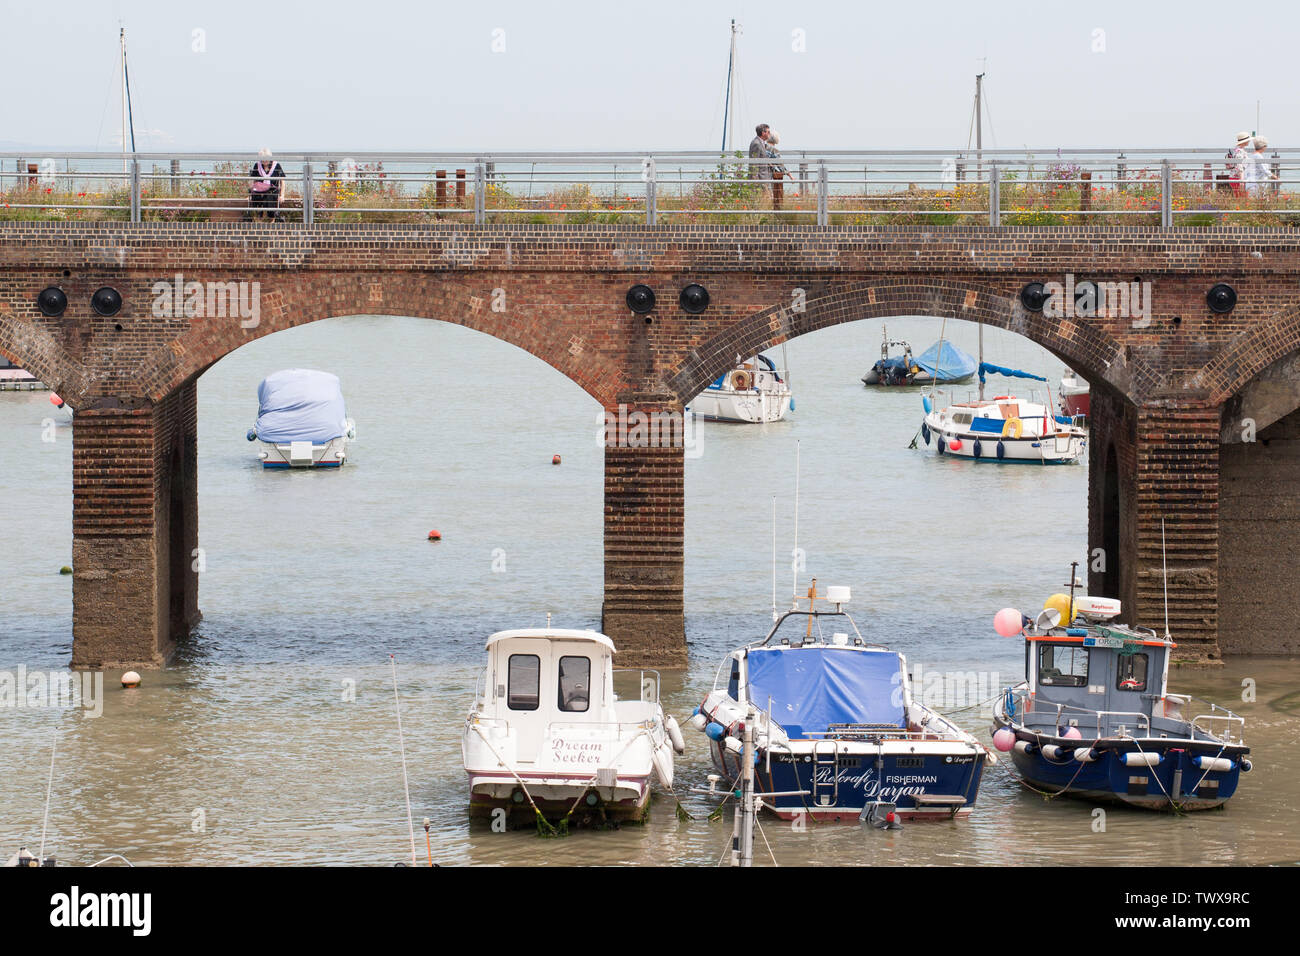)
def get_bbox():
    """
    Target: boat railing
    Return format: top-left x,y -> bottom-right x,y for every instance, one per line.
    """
613,668 -> 662,704
1013,689 -> 1152,736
